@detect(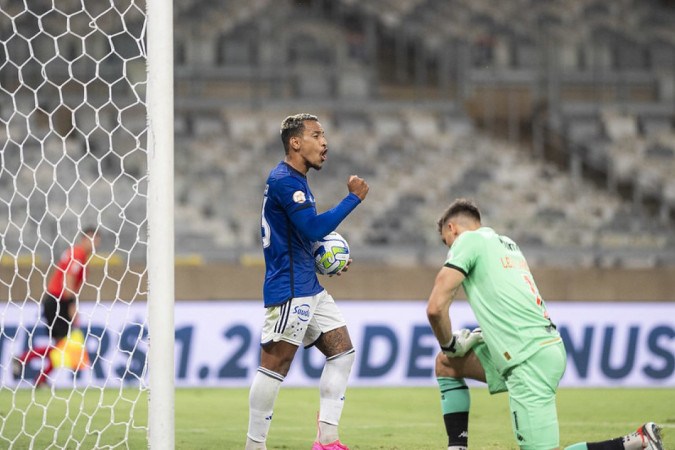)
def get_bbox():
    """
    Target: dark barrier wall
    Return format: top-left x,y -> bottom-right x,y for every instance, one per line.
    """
2,263 -> 675,302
